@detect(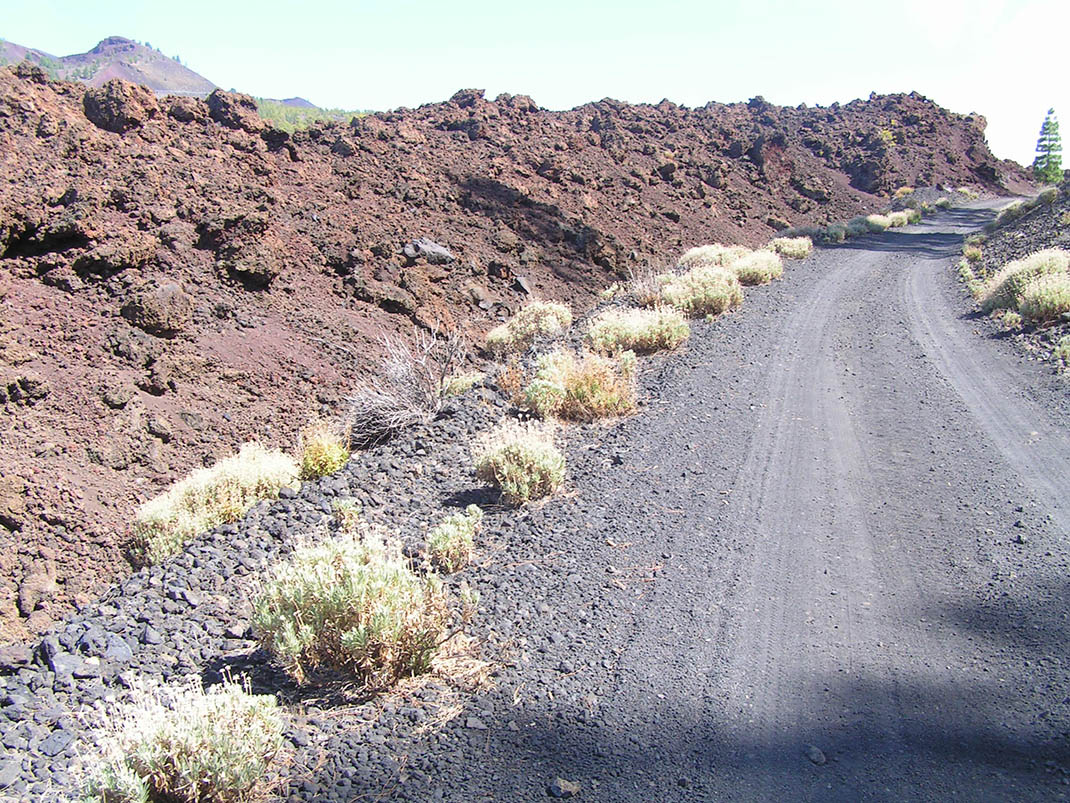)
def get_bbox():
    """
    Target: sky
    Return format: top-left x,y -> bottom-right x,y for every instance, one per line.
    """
3,0 -> 1067,167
